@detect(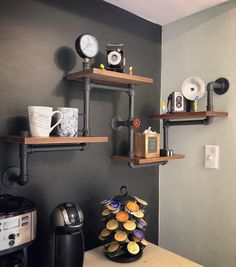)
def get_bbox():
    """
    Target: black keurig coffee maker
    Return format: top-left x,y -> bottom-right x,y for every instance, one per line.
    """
50,202 -> 84,267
